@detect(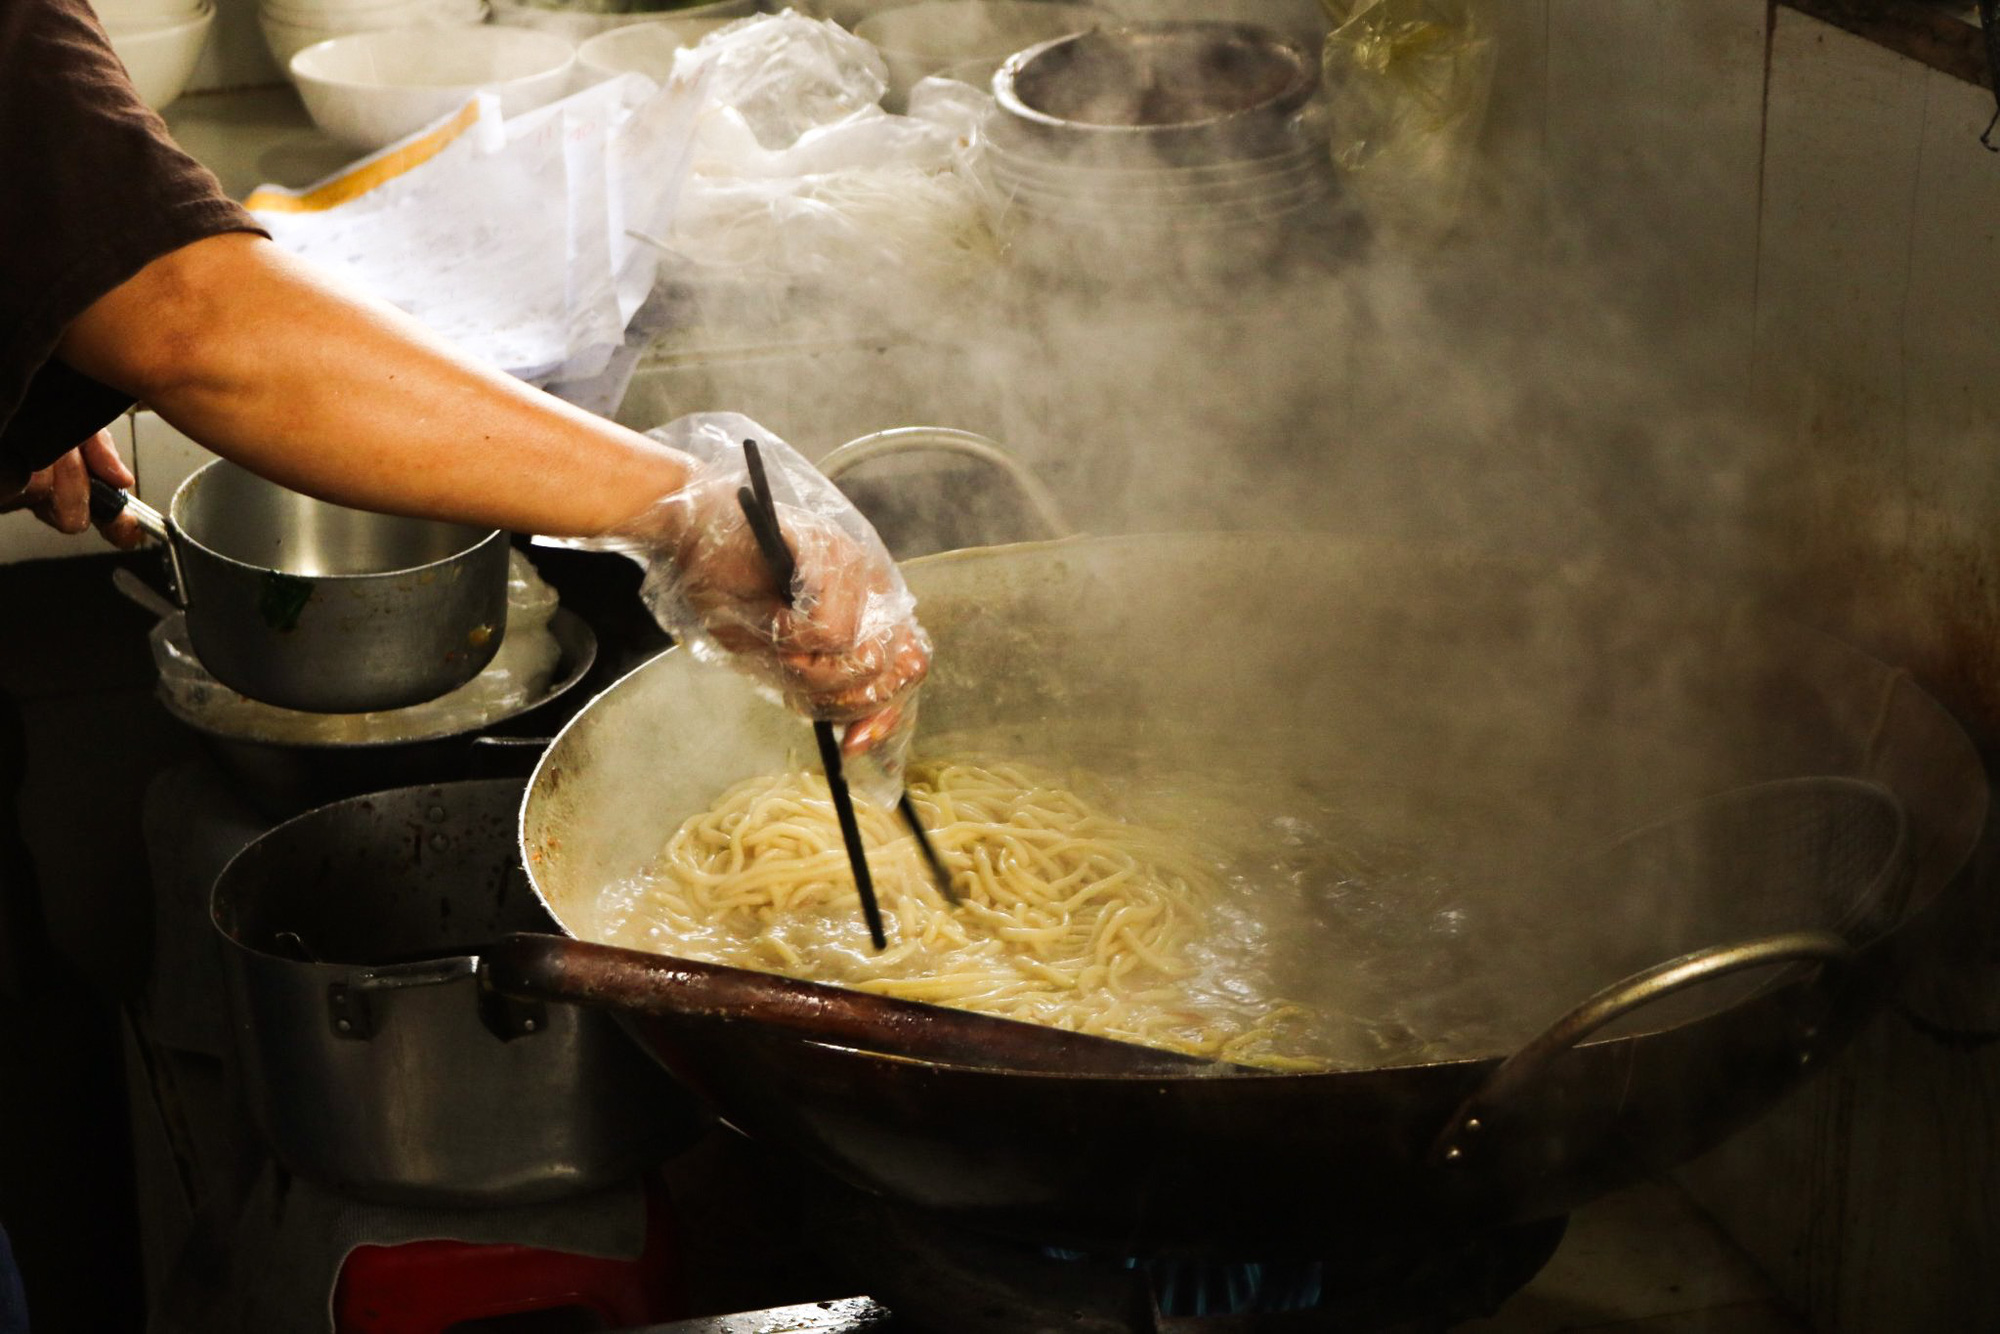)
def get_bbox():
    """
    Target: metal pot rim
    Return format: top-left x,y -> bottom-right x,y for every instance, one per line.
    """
168,459 -> 506,584
992,21 -> 1320,140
